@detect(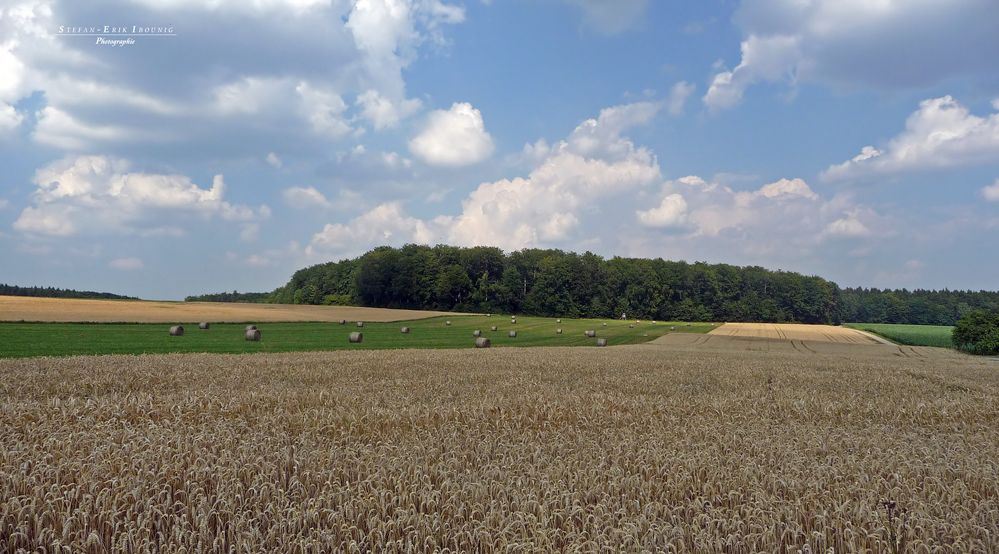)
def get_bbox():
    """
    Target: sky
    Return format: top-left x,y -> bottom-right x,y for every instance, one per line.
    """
1,0 -> 998,300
